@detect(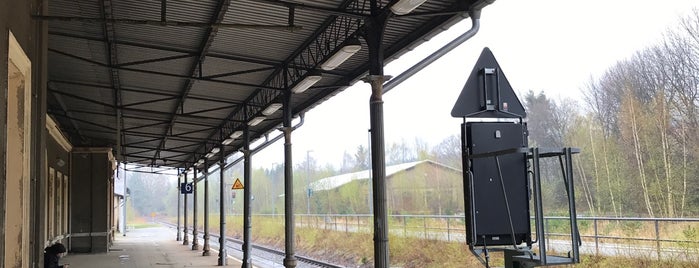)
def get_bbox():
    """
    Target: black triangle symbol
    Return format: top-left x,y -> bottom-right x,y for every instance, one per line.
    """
451,47 -> 526,118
